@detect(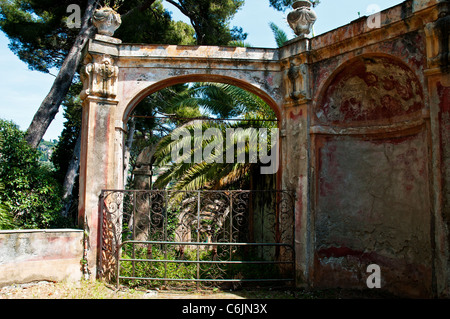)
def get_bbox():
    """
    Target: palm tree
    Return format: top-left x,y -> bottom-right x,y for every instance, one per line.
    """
124,83 -> 205,188
269,22 -> 289,48
151,83 -> 277,192
129,19 -> 288,192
